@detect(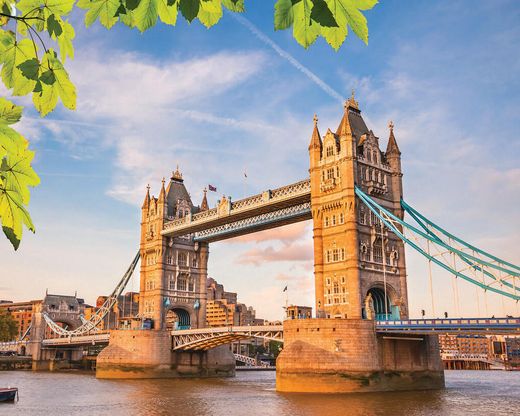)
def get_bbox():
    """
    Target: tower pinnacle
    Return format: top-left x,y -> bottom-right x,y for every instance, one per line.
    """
386,120 -> 401,155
